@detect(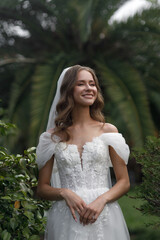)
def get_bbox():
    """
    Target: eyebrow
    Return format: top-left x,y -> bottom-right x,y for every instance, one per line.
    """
77,79 -> 95,82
